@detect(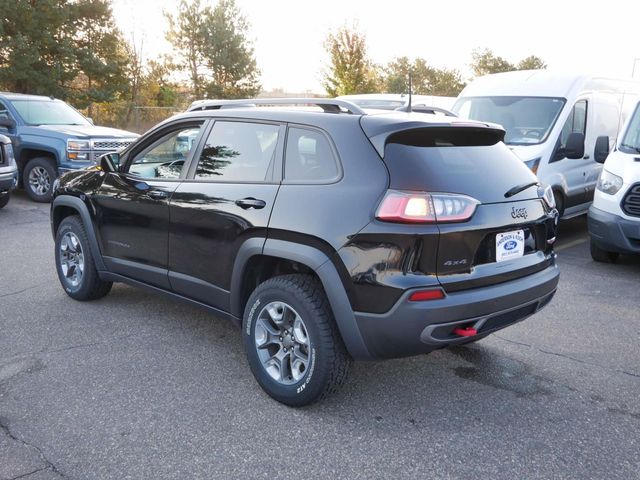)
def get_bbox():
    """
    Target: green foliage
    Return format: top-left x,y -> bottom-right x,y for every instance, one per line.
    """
383,57 -> 465,96
0,0 -> 130,106
517,55 -> 547,70
322,25 -> 379,96
166,0 -> 261,99
470,48 -> 547,77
